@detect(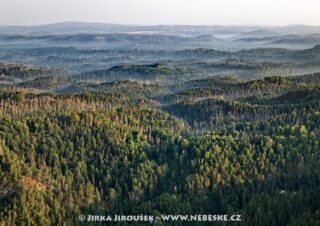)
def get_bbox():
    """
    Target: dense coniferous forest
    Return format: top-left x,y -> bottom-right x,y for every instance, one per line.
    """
0,23 -> 320,225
